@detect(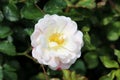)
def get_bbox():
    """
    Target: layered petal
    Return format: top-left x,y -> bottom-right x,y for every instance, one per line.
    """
31,14 -> 84,70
